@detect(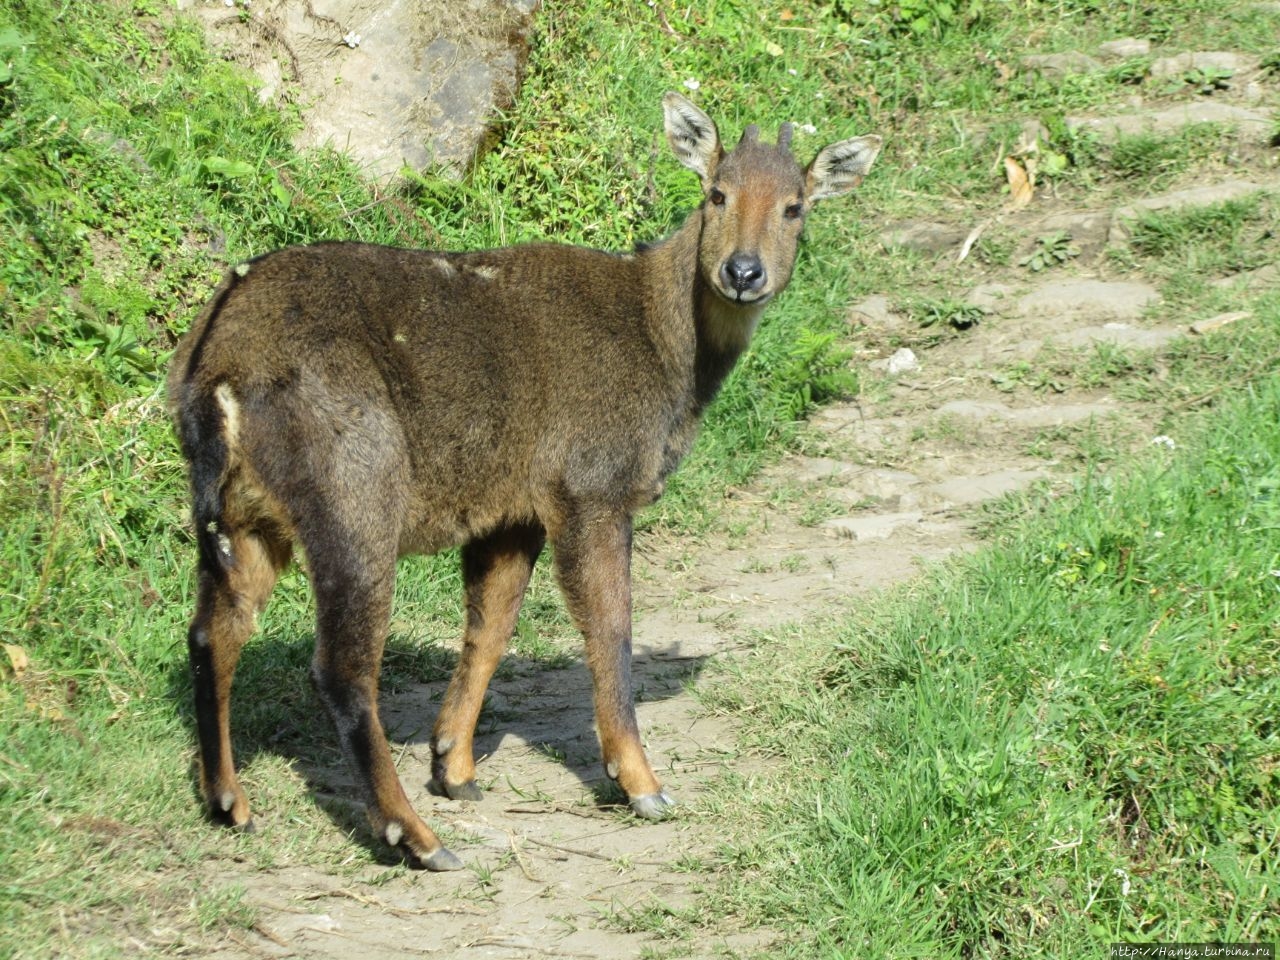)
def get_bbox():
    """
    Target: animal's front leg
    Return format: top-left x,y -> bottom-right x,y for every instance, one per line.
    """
432,522 -> 545,800
553,510 -> 674,818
